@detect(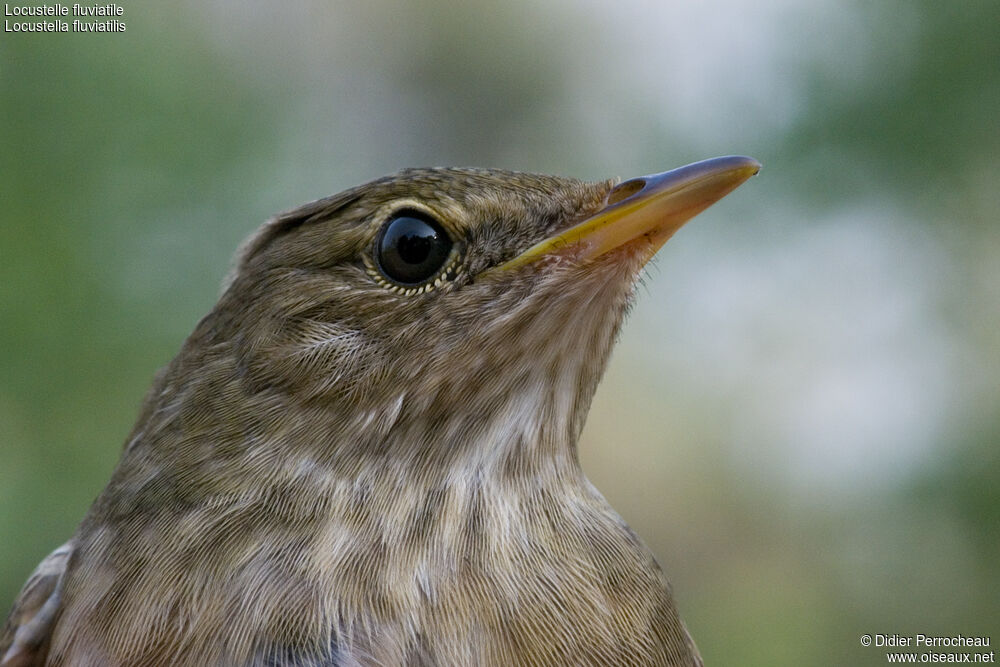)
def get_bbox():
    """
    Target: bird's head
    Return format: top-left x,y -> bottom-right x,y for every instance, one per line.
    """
161,158 -> 758,474
53,158 -> 756,667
